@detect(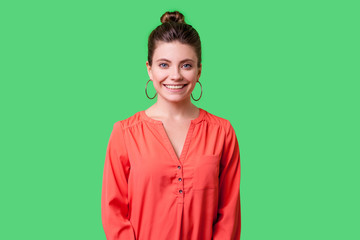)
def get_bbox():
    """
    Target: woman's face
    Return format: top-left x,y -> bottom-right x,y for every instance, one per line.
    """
146,40 -> 202,103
